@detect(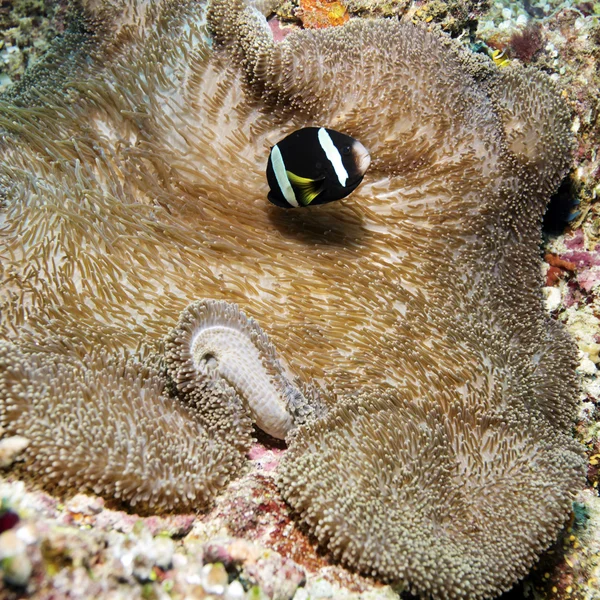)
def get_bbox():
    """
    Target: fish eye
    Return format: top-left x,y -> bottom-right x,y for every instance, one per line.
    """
315,161 -> 323,170
342,145 -> 351,155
